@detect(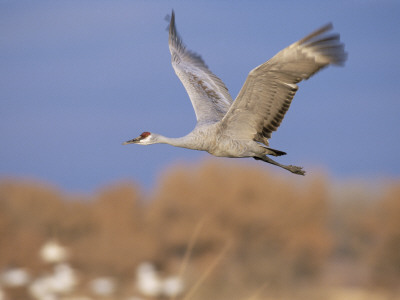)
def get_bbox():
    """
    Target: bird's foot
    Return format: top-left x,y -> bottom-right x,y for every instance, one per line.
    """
288,165 -> 306,176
